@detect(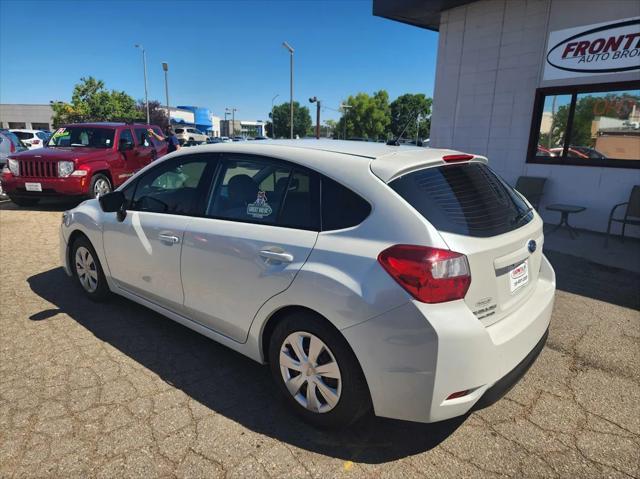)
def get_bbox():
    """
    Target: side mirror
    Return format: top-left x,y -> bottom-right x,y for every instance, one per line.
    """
99,190 -> 125,213
119,138 -> 133,151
